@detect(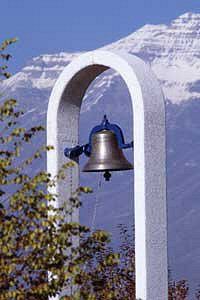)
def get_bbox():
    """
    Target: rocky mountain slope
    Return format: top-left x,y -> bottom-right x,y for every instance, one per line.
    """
1,12 -> 200,294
